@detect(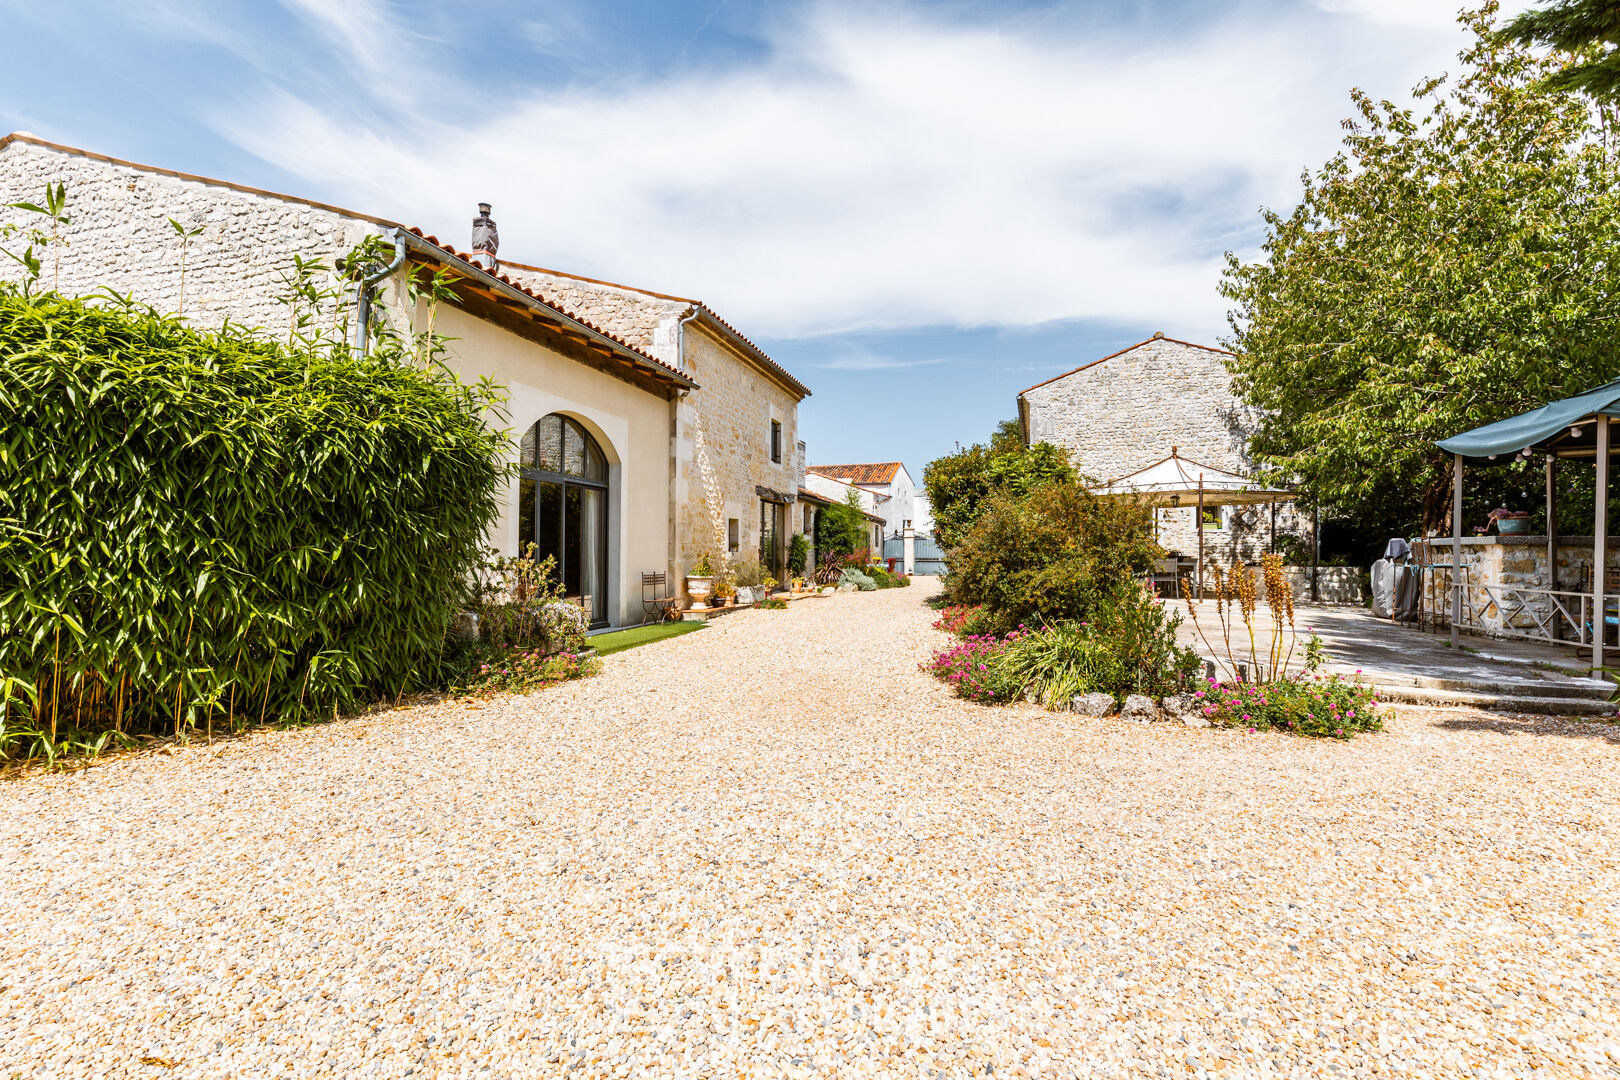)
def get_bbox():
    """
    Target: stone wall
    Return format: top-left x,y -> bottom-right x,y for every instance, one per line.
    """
1021,336 -> 1312,564
1415,536 -> 1615,640
0,137 -> 375,333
